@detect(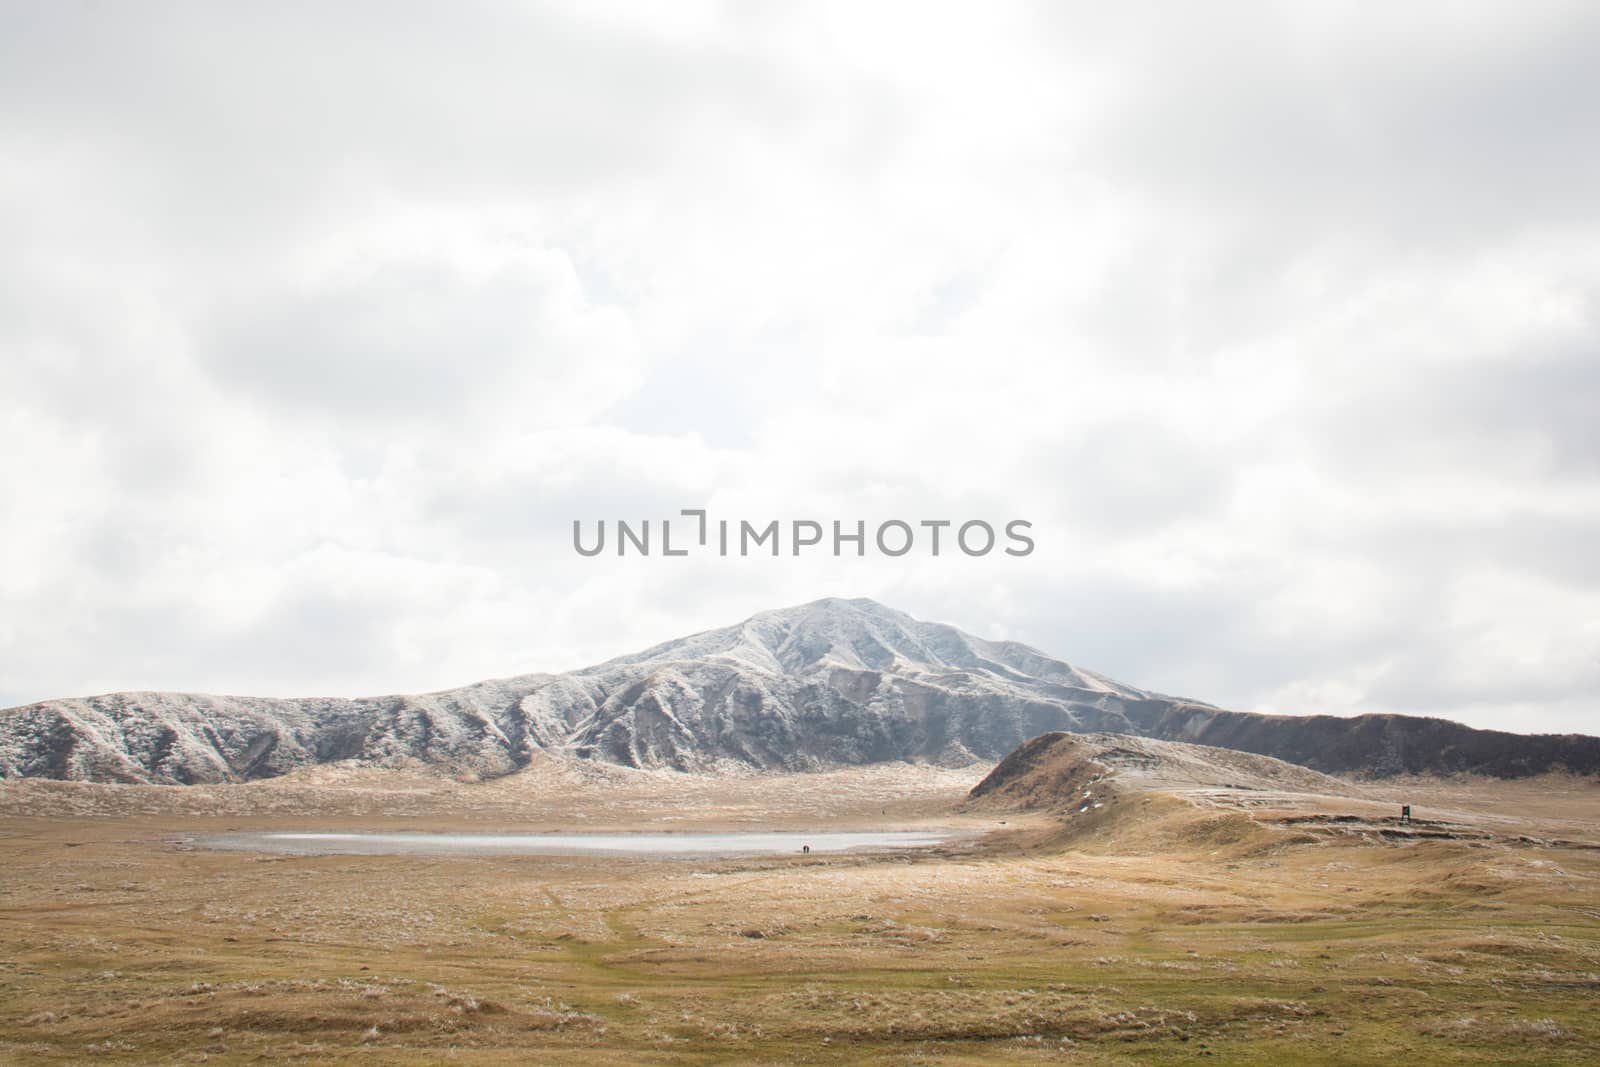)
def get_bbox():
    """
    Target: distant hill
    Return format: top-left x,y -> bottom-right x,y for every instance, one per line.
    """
2,597 -> 1596,784
967,731 -> 1353,813
1116,702 -> 1600,778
